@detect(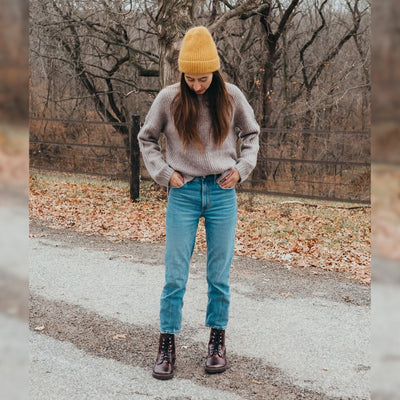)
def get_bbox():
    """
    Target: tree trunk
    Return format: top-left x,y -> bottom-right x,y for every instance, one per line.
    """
261,59 -> 274,128
251,0 -> 300,187
158,40 -> 180,88
282,29 -> 292,129
156,0 -> 195,87
303,88 -> 313,130
129,115 -> 141,201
